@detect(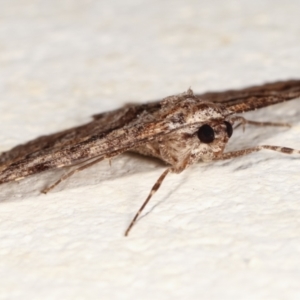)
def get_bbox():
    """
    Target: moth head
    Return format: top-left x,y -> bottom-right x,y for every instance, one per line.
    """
159,100 -> 235,170
188,118 -> 233,163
